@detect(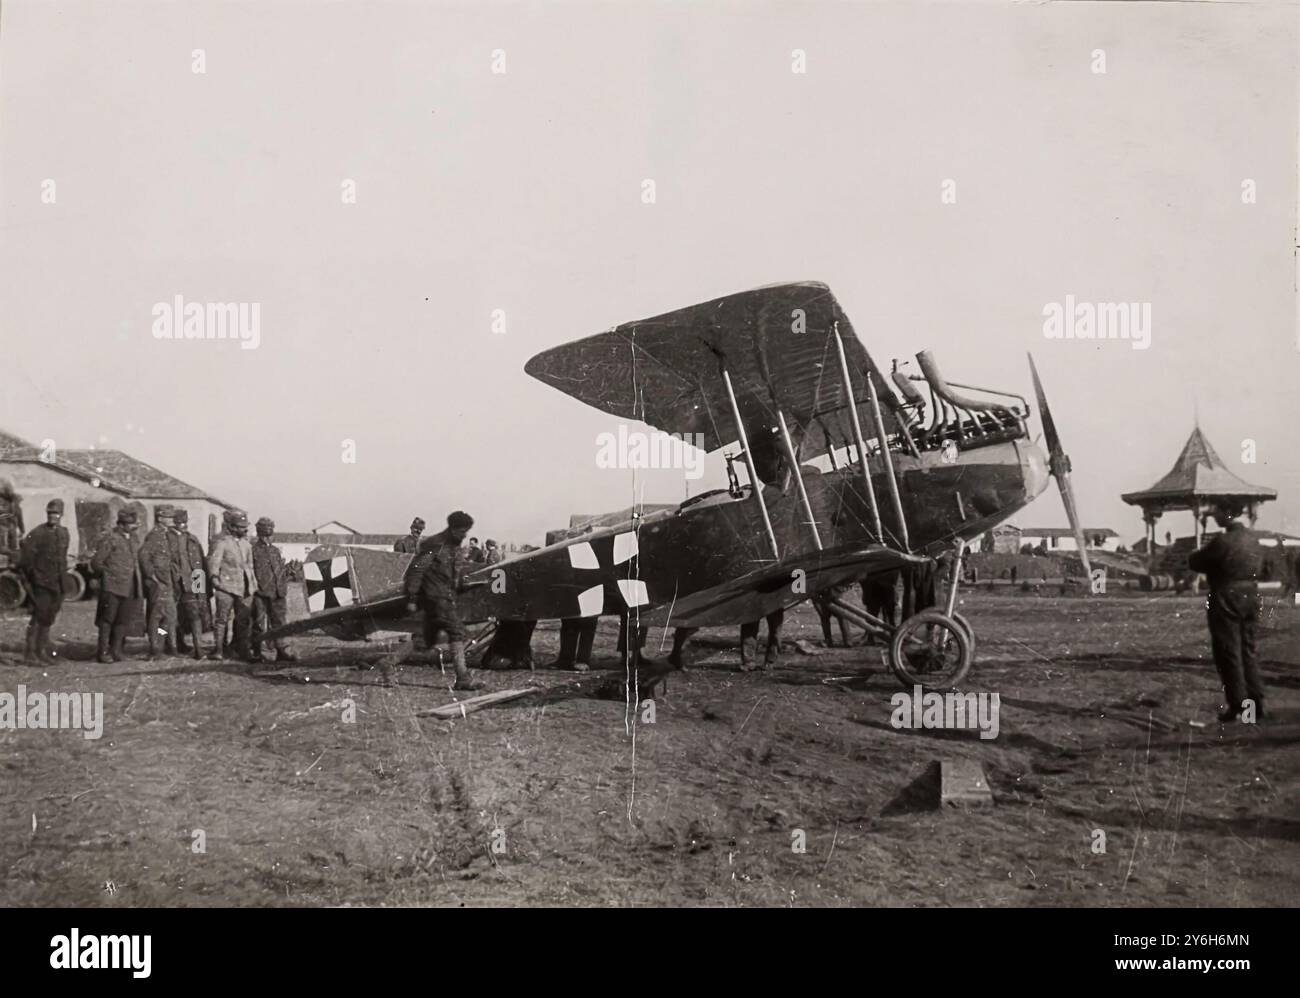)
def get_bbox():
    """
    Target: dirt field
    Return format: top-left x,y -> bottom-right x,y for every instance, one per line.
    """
2,592 -> 1297,907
